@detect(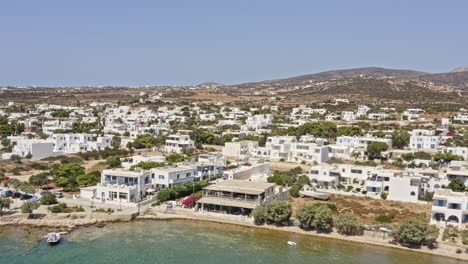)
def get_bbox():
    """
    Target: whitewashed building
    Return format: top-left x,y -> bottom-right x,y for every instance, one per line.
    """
164,134 -> 195,153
